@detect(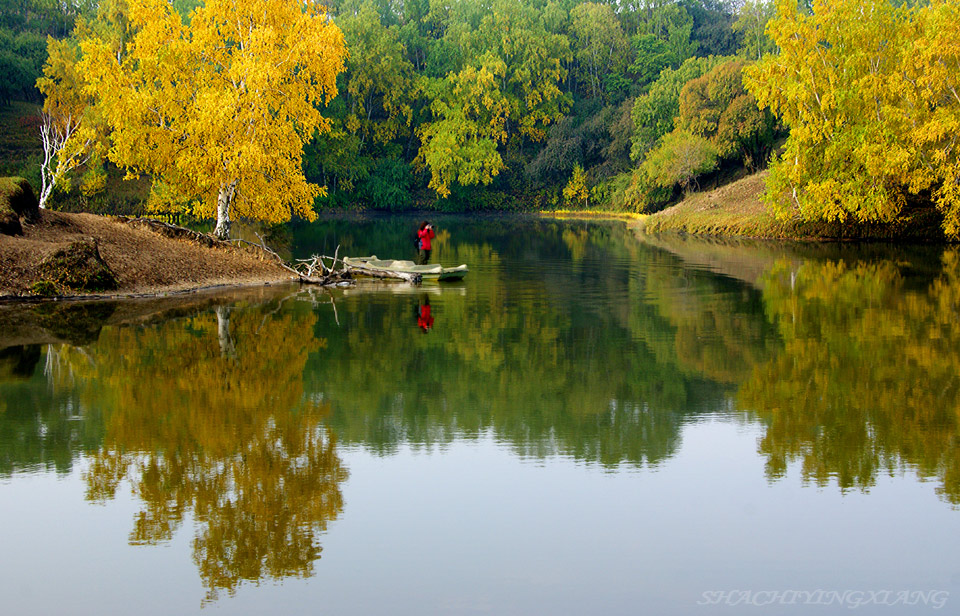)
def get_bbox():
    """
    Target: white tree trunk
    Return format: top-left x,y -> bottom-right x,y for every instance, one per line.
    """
214,180 -> 237,240
38,110 -> 89,209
